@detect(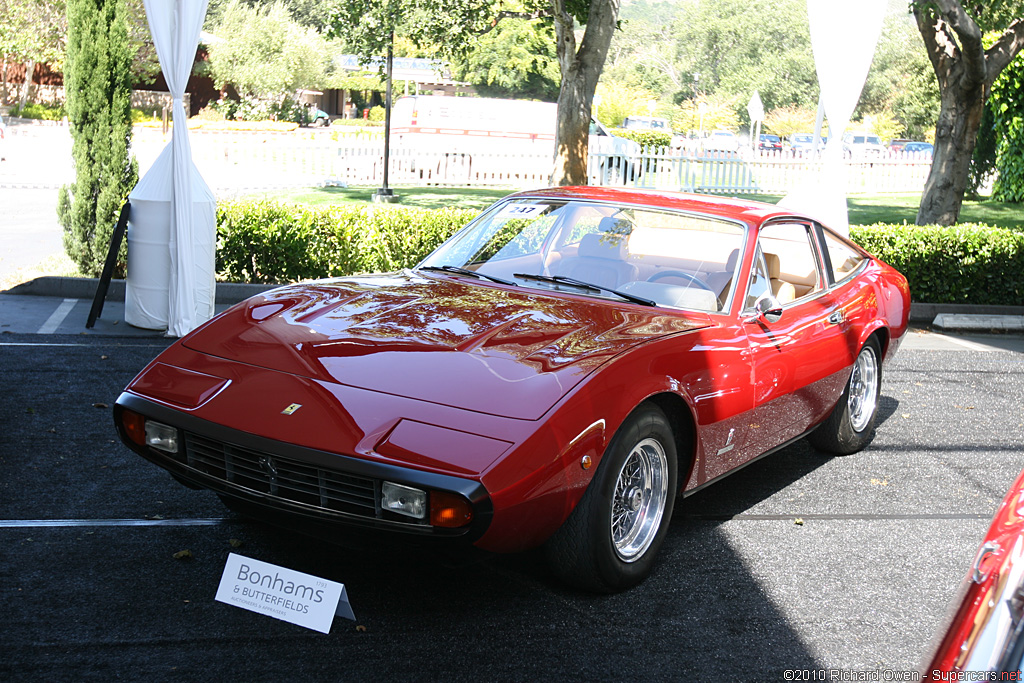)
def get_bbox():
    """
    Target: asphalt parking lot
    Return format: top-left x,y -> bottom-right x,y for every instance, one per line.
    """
2,316 -> 1023,681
